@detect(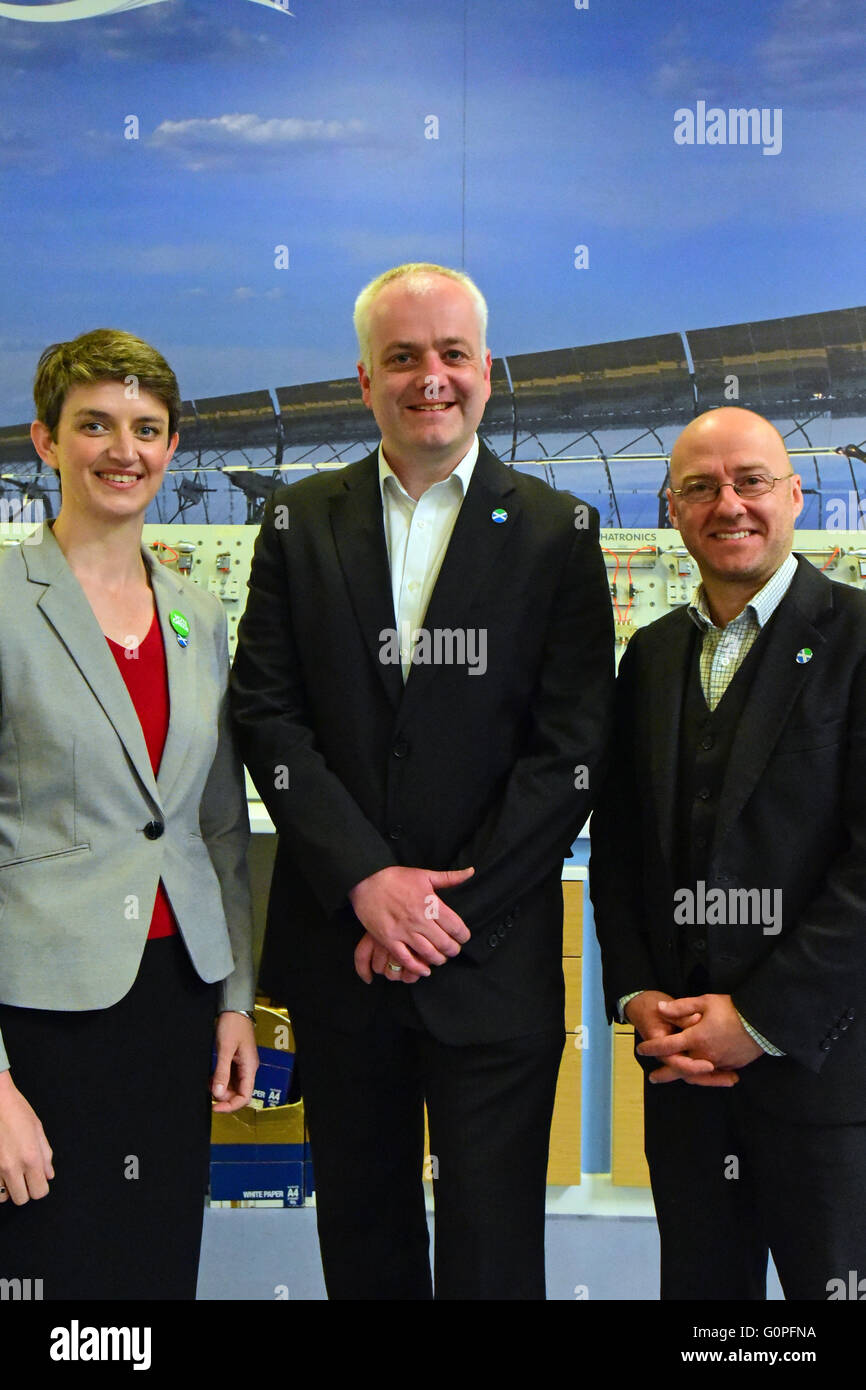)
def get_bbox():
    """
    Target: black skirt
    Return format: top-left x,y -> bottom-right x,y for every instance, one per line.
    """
0,934 -> 217,1300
